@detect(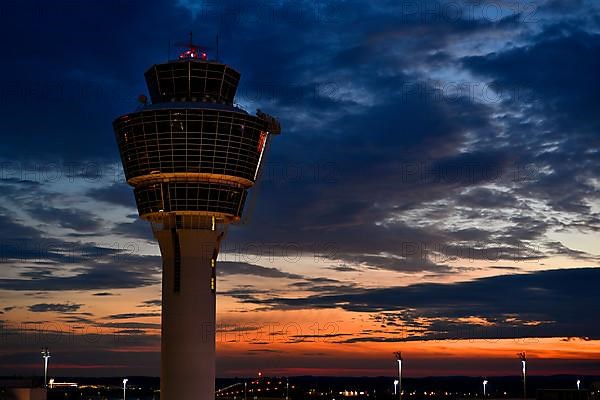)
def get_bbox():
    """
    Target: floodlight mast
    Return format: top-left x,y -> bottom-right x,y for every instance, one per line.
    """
41,347 -> 50,388
123,378 -> 128,400
518,352 -> 527,400
394,352 -> 403,400
113,44 -> 281,400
